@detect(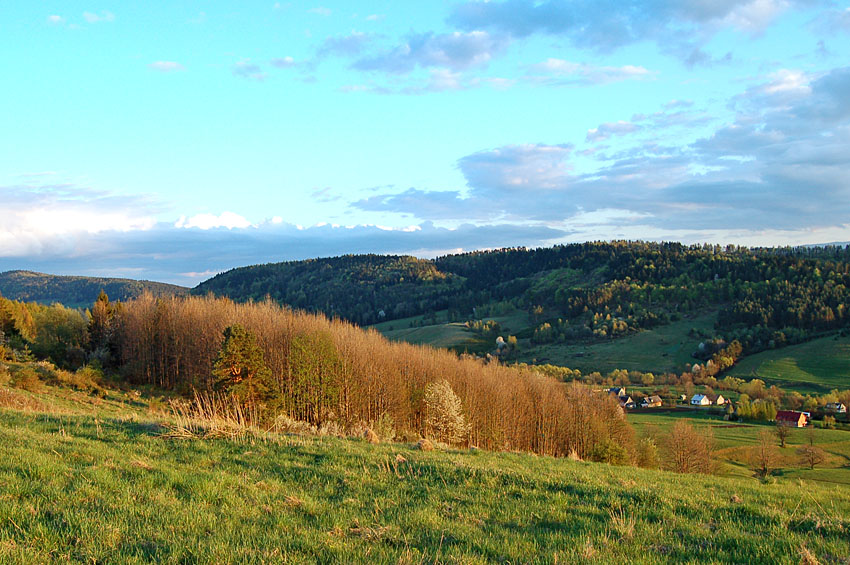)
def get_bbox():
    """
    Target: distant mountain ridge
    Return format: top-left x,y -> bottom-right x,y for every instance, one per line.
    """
190,242 -> 850,363
0,270 -> 188,308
